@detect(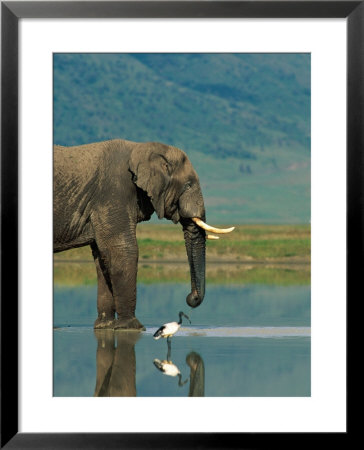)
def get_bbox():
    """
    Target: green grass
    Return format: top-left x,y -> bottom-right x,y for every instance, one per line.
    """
217,238 -> 311,259
53,224 -> 310,286
54,224 -> 310,263
54,261 -> 310,286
